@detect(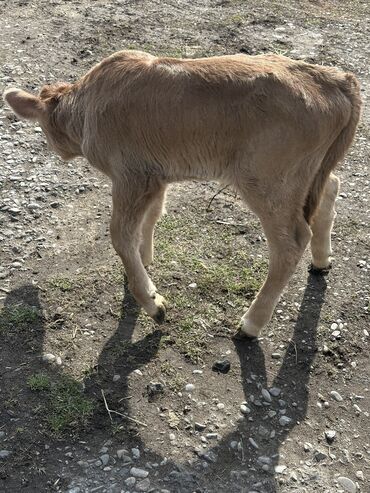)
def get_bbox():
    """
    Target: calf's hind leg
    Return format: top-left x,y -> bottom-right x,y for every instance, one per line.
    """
110,180 -> 167,323
310,173 -> 339,272
240,213 -> 312,338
